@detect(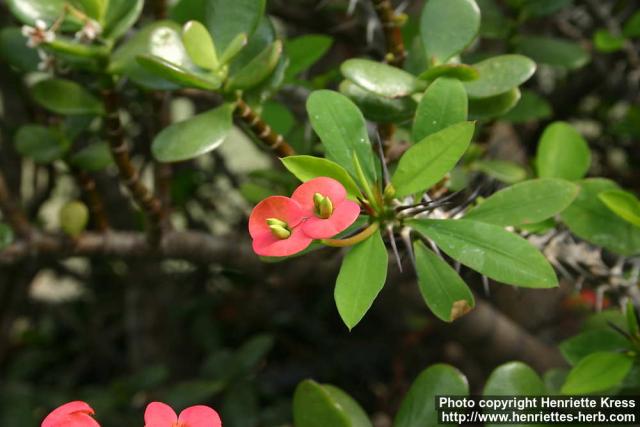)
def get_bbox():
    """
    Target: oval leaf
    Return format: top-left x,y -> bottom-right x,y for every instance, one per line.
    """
418,64 -> 479,82
341,59 -> 424,98
413,77 -> 468,142
281,156 -> 362,200
484,362 -> 546,395
293,380 -> 371,427
70,142 -> 114,172
14,125 -> 69,163
103,0 -> 144,40
182,20 -> 219,70
515,36 -> 590,70
225,40 -> 283,91
561,352 -> 633,395
137,54 -> 222,90
31,79 -> 104,116
536,121 -> 590,180
469,88 -> 522,120
464,55 -> 536,99
339,80 -> 416,123
471,159 -> 527,184
559,329 -> 631,366
0,27 -> 40,72
598,189 -> 640,228
205,0 -> 265,56
285,34 -> 333,81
